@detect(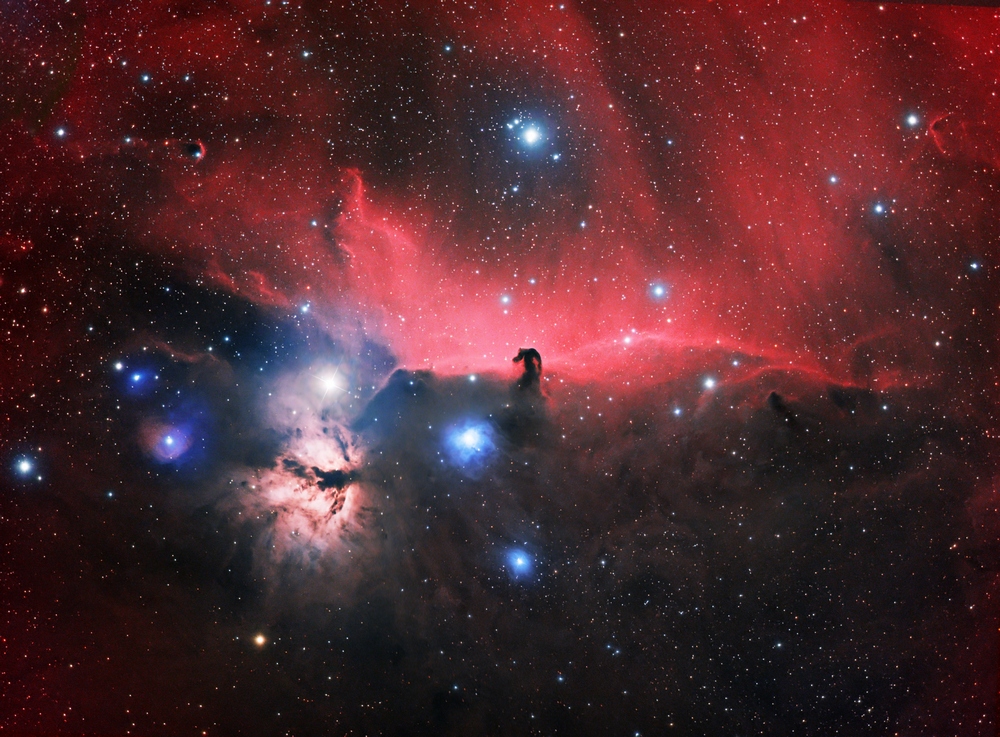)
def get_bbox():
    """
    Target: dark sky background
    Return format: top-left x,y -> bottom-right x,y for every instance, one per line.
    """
2,1 -> 999,735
